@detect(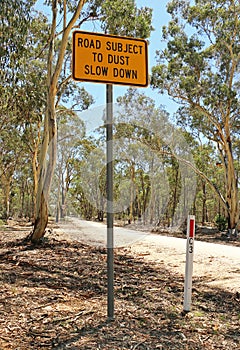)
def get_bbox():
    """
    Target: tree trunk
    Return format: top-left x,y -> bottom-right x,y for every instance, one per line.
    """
30,0 -> 57,241
171,166 -> 179,225
32,119 -> 41,222
1,172 -> 13,219
3,178 -> 11,219
31,104 -> 57,242
30,0 -> 86,242
225,140 -> 239,236
201,180 -> 207,225
129,163 -> 135,224
31,192 -> 49,241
